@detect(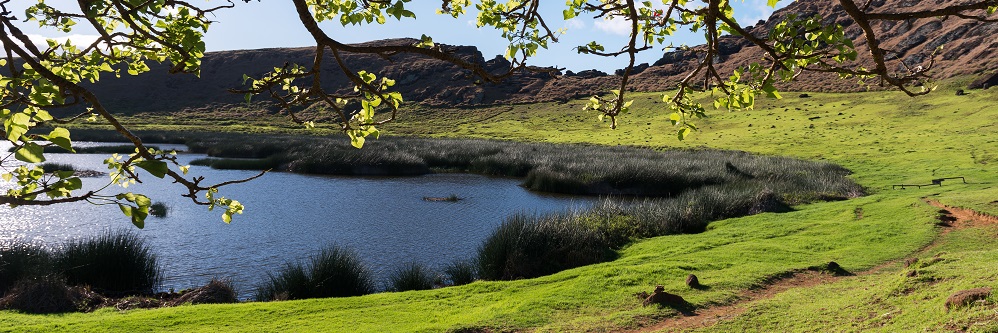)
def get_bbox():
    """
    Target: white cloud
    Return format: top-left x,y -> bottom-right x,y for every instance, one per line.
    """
737,1 -> 777,27
565,18 -> 586,30
593,17 -> 631,36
